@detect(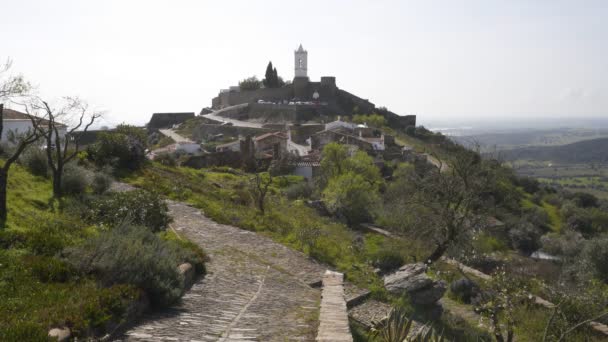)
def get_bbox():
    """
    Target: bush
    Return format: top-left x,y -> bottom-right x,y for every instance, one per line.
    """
450,278 -> 479,304
89,190 -> 171,232
63,224 -> 199,307
370,249 -> 404,273
540,230 -> 584,257
92,172 -> 113,195
90,125 -> 147,171
509,221 -> 542,255
322,172 -> 378,225
155,152 -> 177,167
580,237 -> 608,283
20,148 -> 48,177
61,164 -> 88,196
572,192 -> 599,208
23,255 -> 75,283
284,182 -> 314,200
